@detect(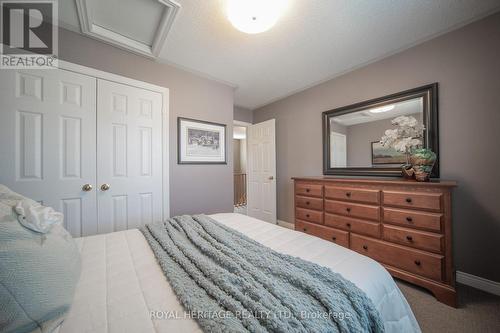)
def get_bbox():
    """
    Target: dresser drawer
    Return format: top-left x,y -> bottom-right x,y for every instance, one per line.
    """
295,182 -> 323,198
295,195 -> 323,211
325,186 -> 380,204
295,207 -> 323,224
295,220 -> 349,247
383,225 -> 443,253
325,200 -> 380,221
351,234 -> 444,281
325,213 -> 380,238
383,207 -> 442,232
383,191 -> 442,211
